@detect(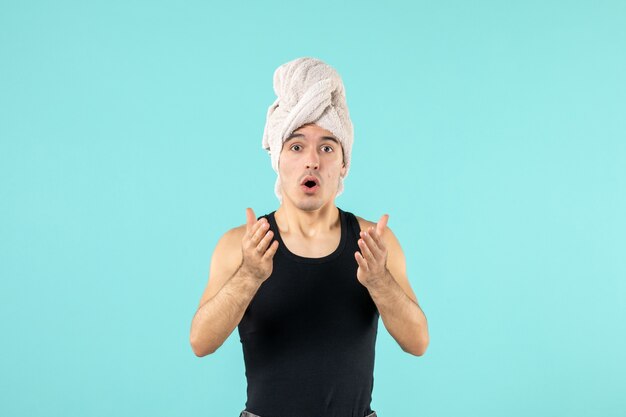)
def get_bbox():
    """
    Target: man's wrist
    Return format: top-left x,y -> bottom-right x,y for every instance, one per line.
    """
364,268 -> 394,293
231,264 -> 264,290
